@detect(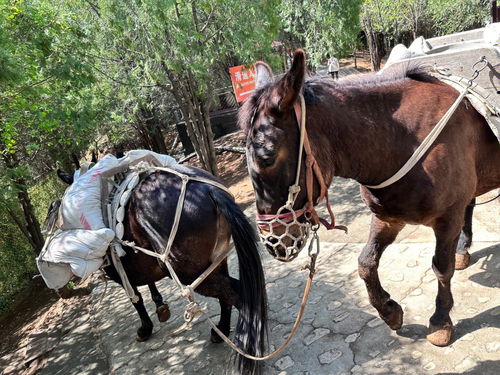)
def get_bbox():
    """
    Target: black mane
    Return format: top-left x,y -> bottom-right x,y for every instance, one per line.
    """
238,64 -> 438,134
